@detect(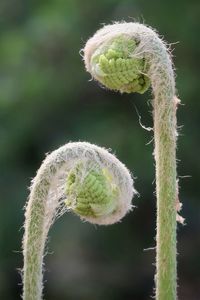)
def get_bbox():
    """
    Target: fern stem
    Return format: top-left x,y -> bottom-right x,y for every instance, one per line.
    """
153,73 -> 177,300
